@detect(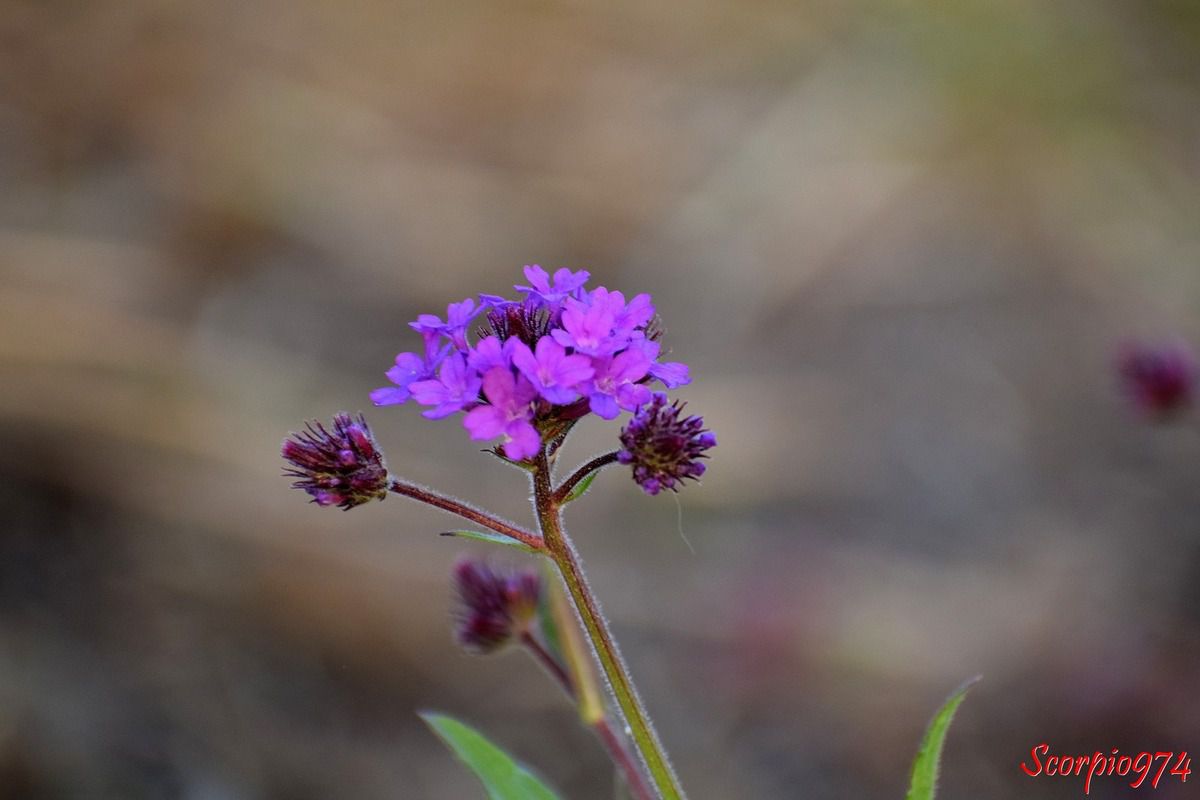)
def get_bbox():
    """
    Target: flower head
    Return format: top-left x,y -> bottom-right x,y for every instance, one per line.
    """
618,392 -> 715,495
373,267 -> 699,460
282,413 -> 389,509
452,558 -> 542,654
1118,340 -> 1194,419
